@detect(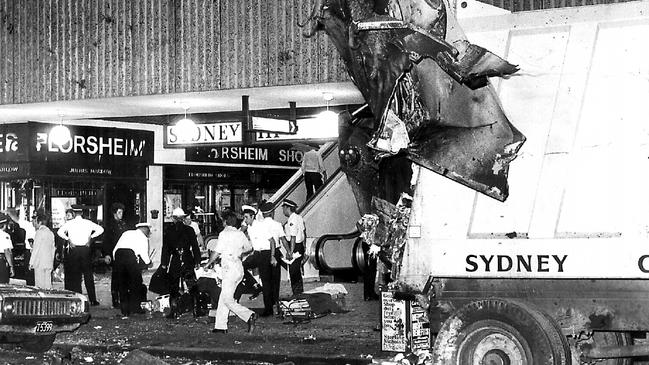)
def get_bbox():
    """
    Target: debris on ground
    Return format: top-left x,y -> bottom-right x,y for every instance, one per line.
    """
122,349 -> 170,365
371,350 -> 432,365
